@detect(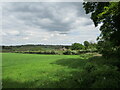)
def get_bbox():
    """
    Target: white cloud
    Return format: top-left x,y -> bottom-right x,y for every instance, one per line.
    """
7,30 -> 20,36
1,2 -> 100,45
